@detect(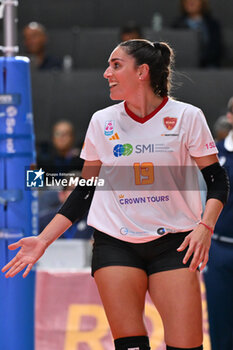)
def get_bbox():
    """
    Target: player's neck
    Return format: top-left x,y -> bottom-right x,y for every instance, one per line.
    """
126,92 -> 164,118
